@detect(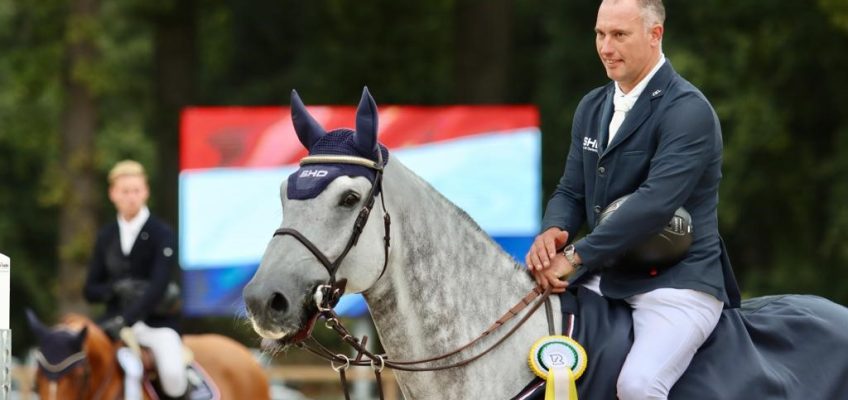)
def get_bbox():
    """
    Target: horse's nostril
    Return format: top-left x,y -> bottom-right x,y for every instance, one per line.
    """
270,292 -> 289,313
